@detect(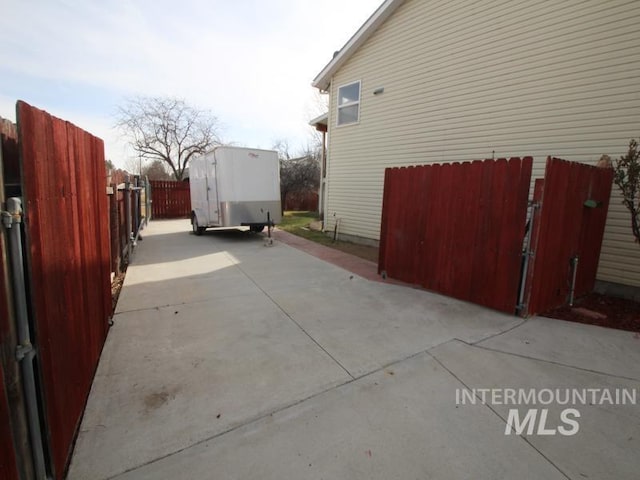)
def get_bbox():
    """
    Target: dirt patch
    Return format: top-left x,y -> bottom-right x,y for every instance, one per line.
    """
144,391 -> 170,410
329,240 -> 379,263
111,271 -> 126,313
143,386 -> 179,413
542,292 -> 640,333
